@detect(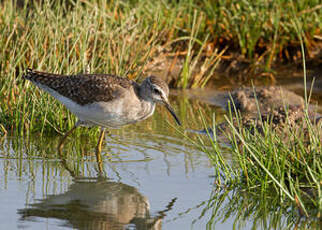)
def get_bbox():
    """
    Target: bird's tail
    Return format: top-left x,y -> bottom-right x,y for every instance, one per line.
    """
22,68 -> 59,83
22,68 -> 37,81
